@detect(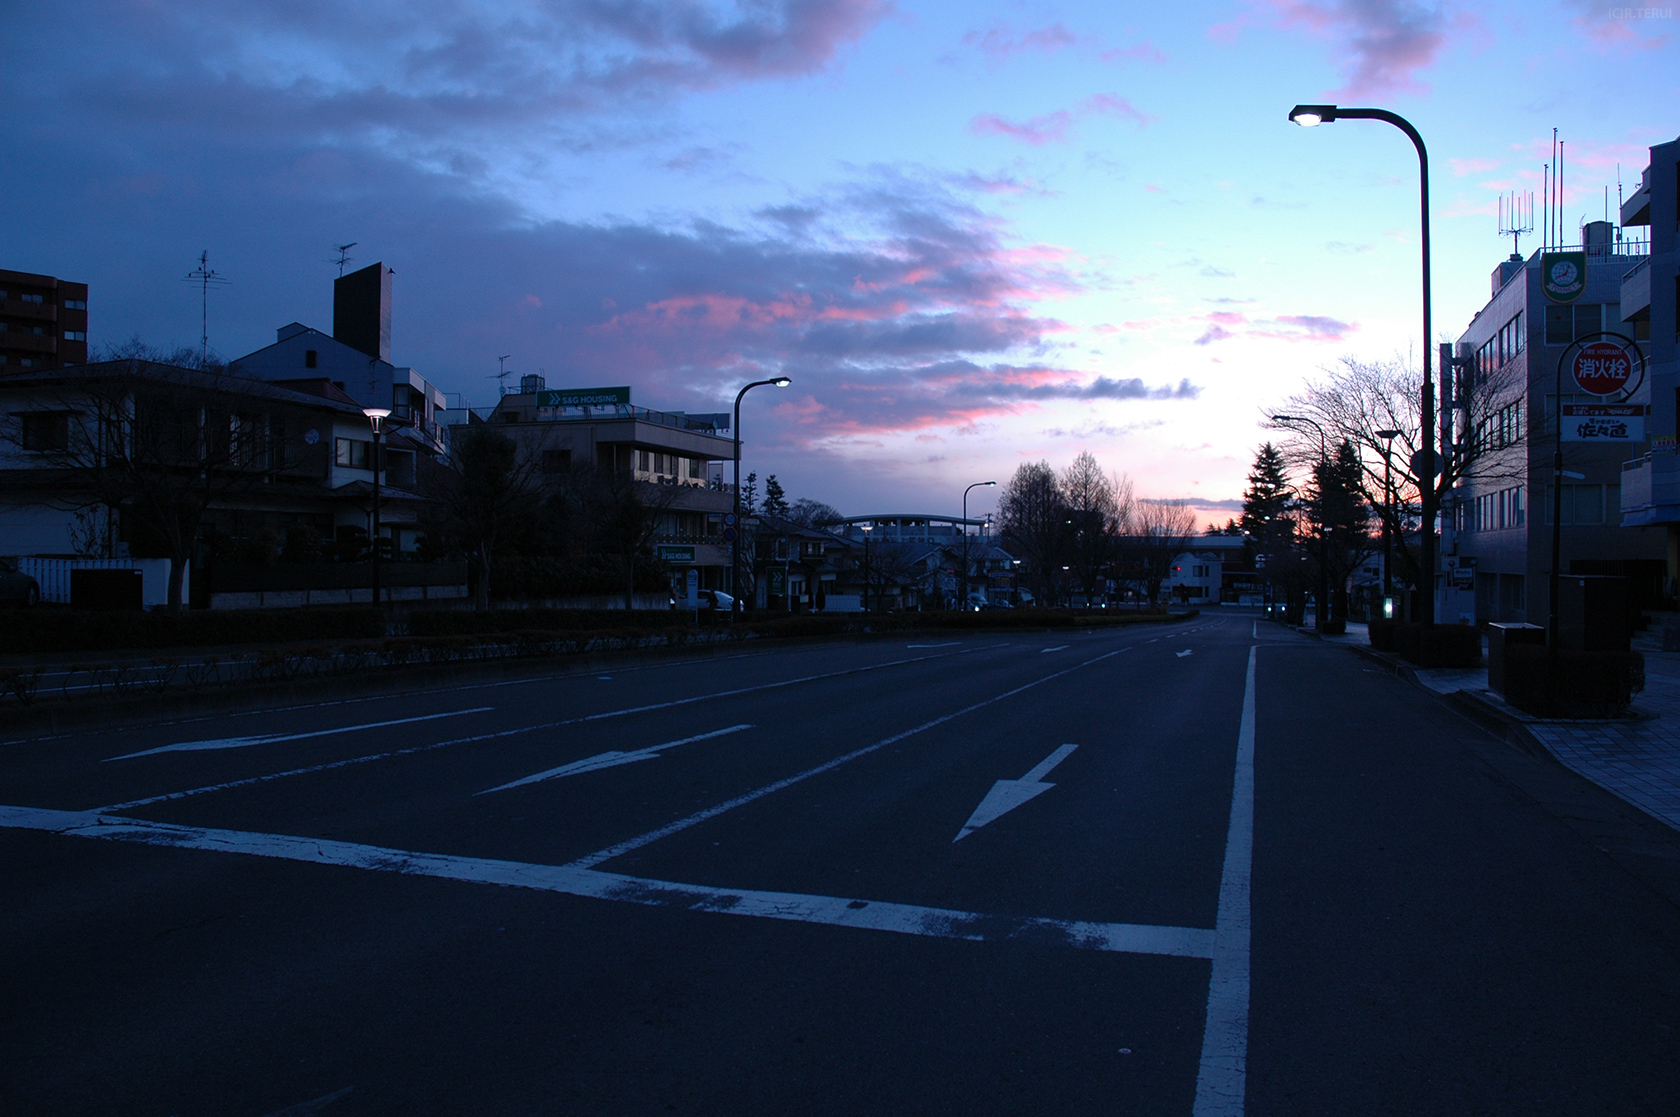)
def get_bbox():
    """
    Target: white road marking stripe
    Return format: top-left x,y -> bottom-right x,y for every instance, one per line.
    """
477,724 -> 754,794
567,646 -> 1130,869
0,804 -> 1213,960
96,647 -> 999,812
954,743 -> 1078,842
106,708 -> 496,761
1041,645 -> 1068,653
906,642 -> 961,648
1177,649 -> 1194,658
1192,645 -> 1257,1117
